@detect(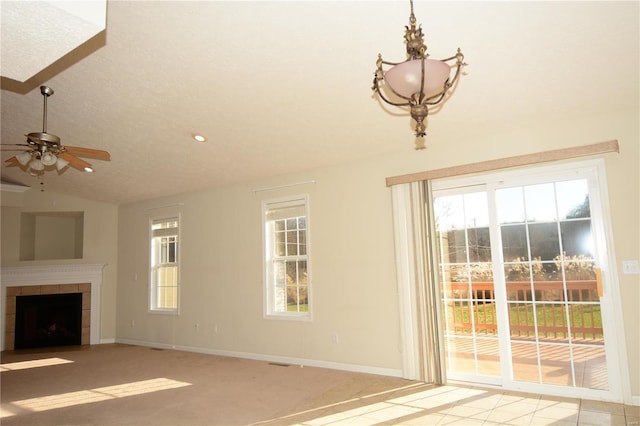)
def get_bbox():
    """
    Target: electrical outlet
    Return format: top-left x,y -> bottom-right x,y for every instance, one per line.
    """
622,260 -> 640,274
